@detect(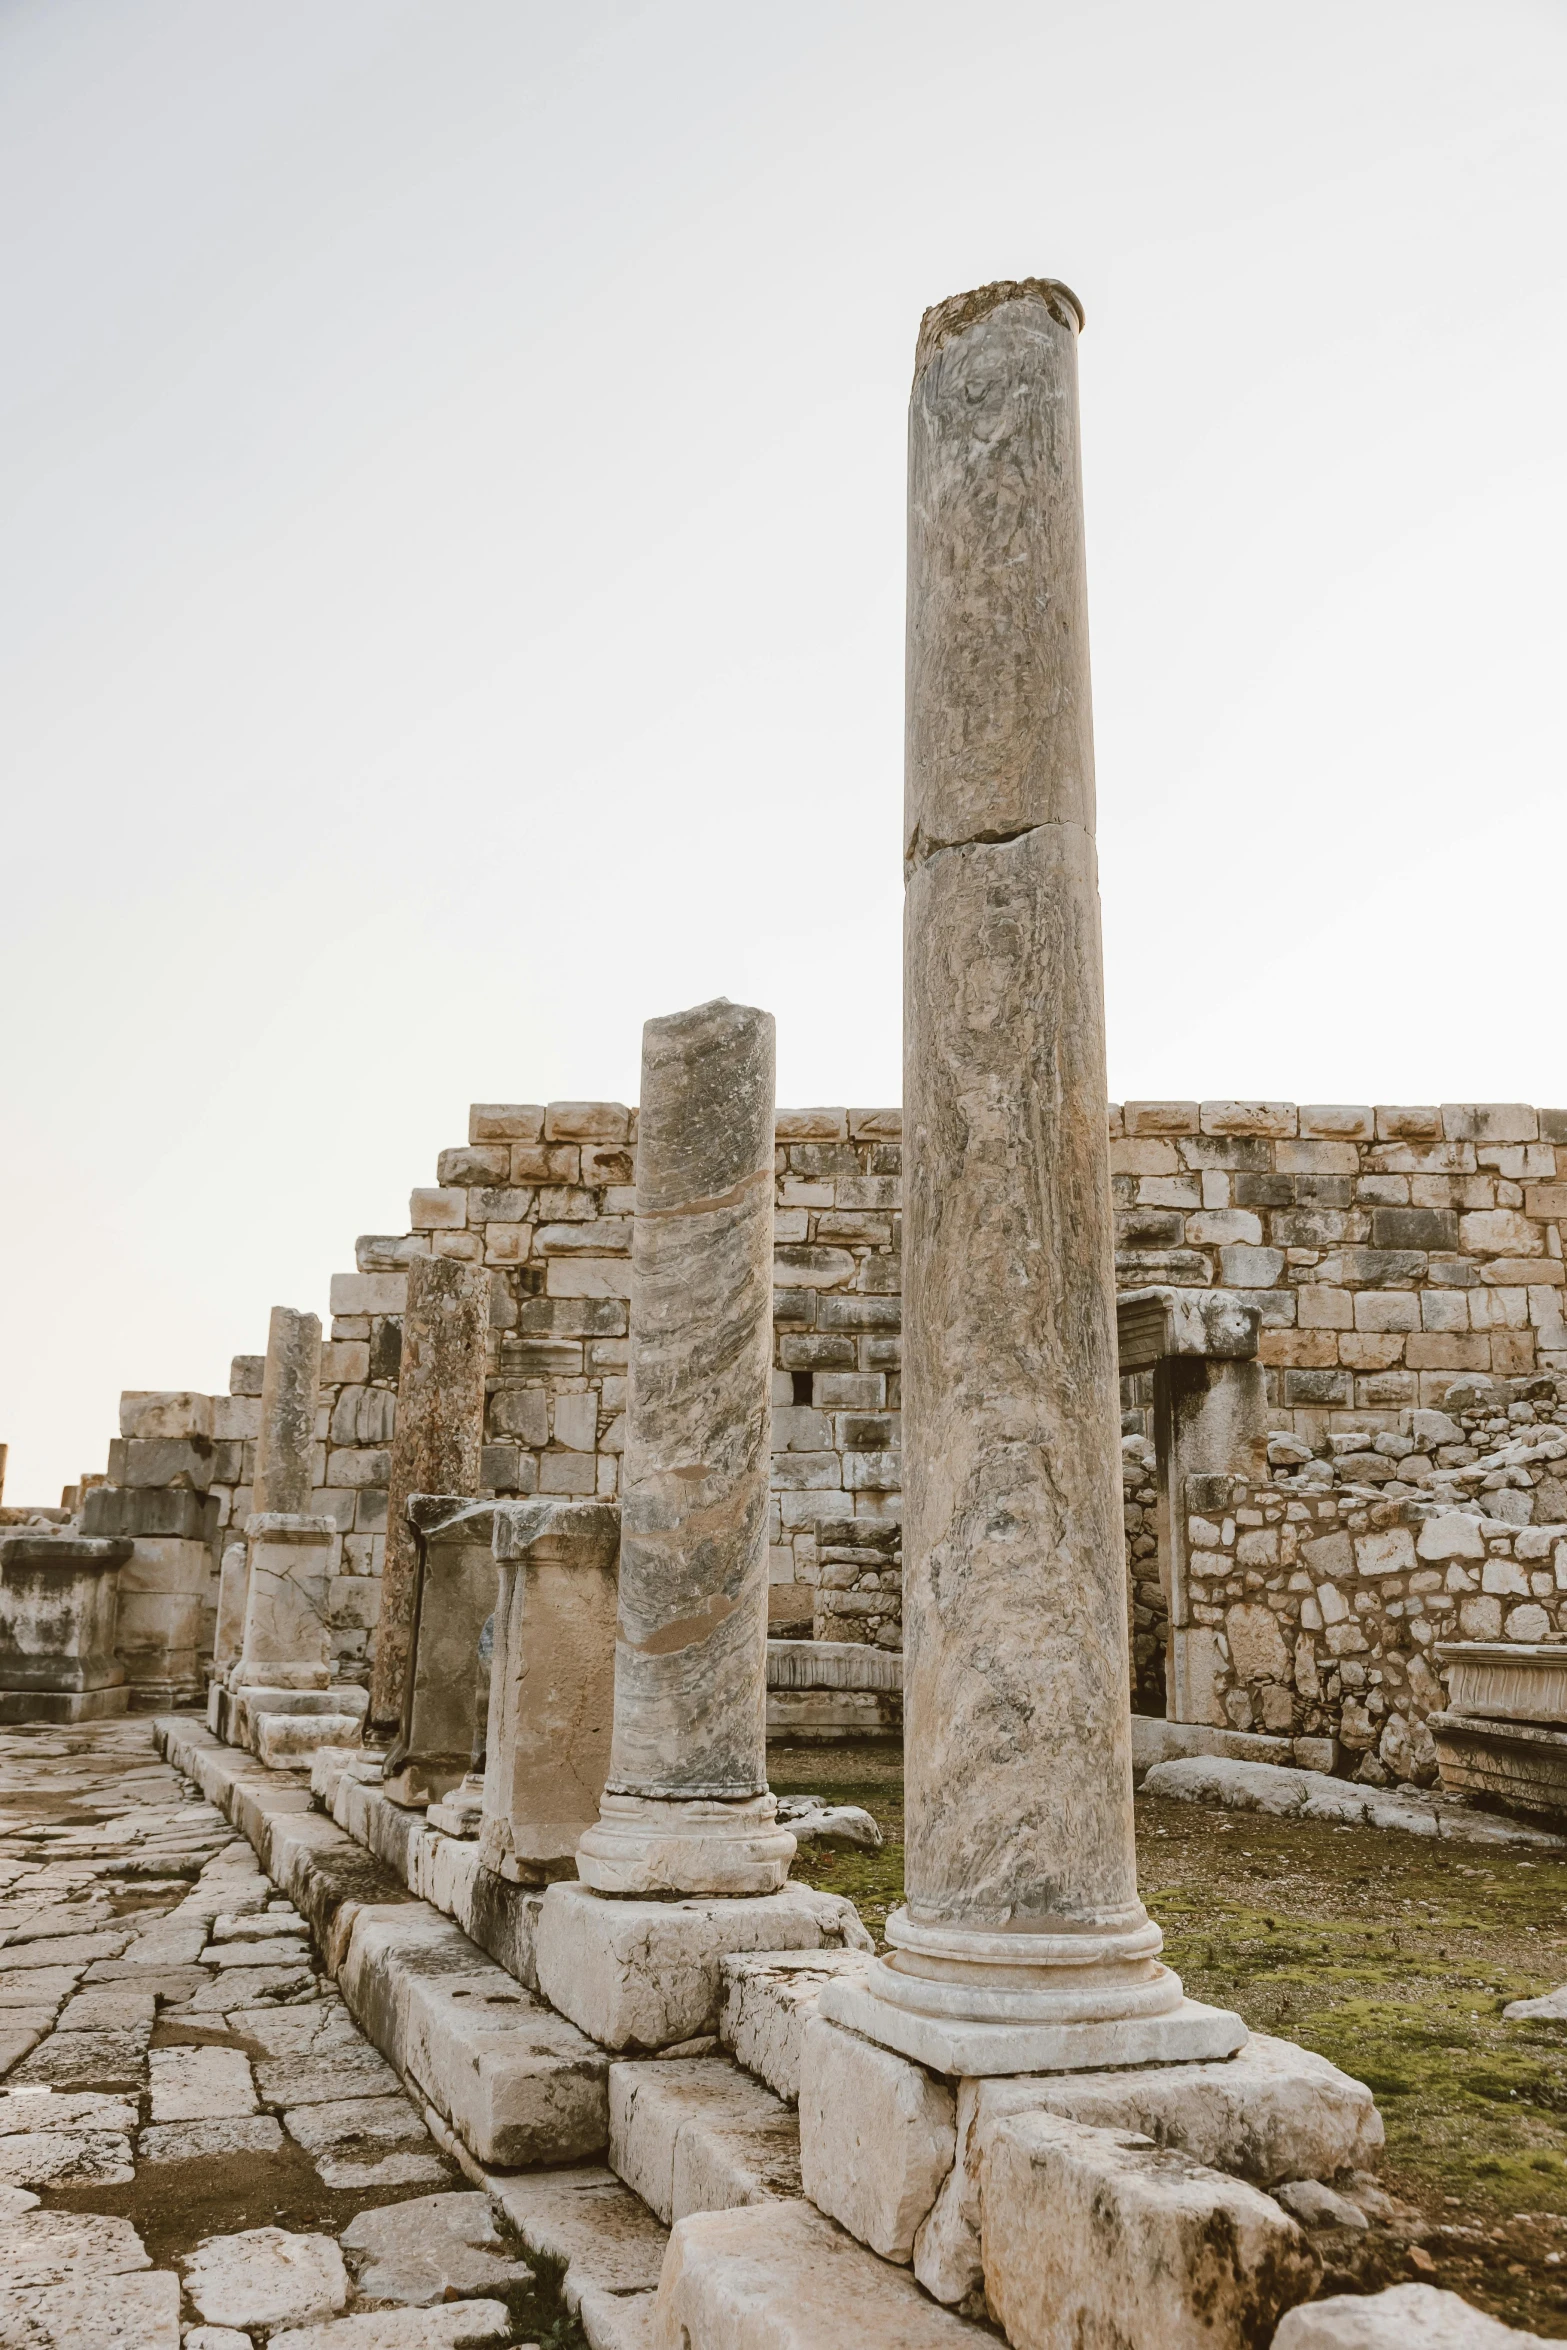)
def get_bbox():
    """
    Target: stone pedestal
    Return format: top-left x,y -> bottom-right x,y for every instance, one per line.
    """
828,280 -> 1240,2077
370,1255 -> 489,1734
382,1496 -> 499,1809
576,998 -> 793,1897
80,1479 -> 216,1708
479,1498 -> 621,1884
233,1514 -> 338,1689
0,1535 -> 132,1723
